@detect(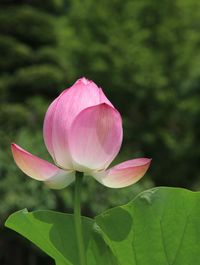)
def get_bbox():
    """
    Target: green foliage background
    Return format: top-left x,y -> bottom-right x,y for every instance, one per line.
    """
0,0 -> 200,264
